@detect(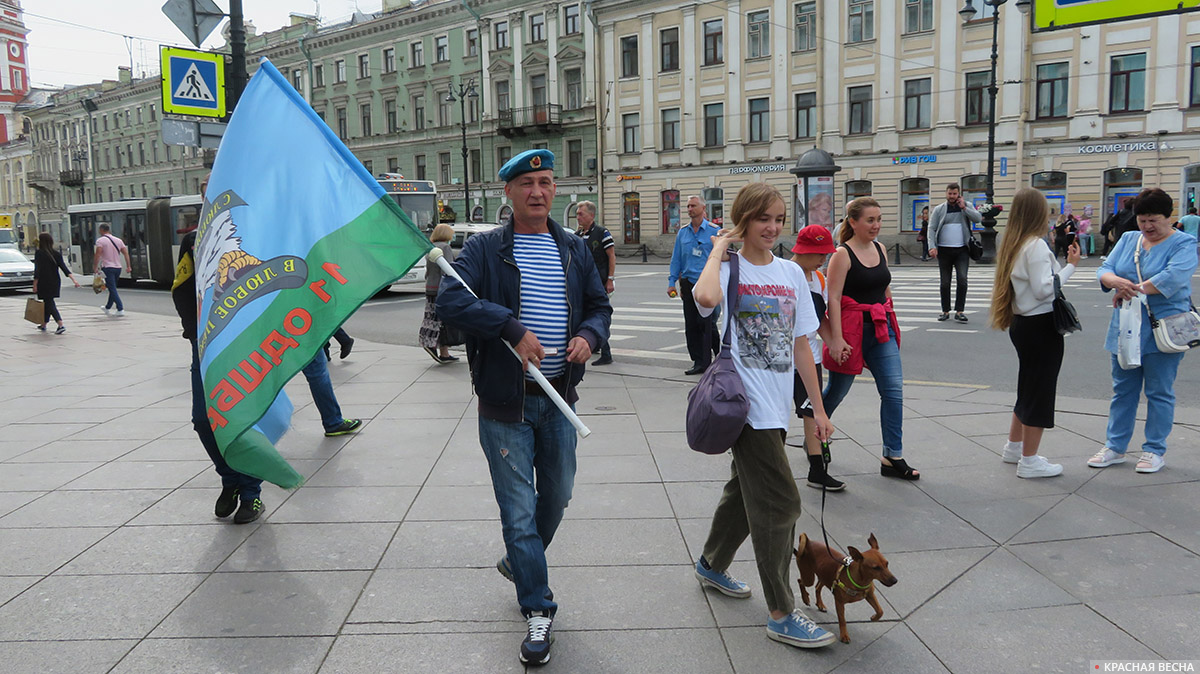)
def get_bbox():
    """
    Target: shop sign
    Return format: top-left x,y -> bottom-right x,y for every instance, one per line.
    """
1077,142 -> 1157,154
892,155 -> 937,165
728,163 -> 789,175
617,174 -> 641,181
